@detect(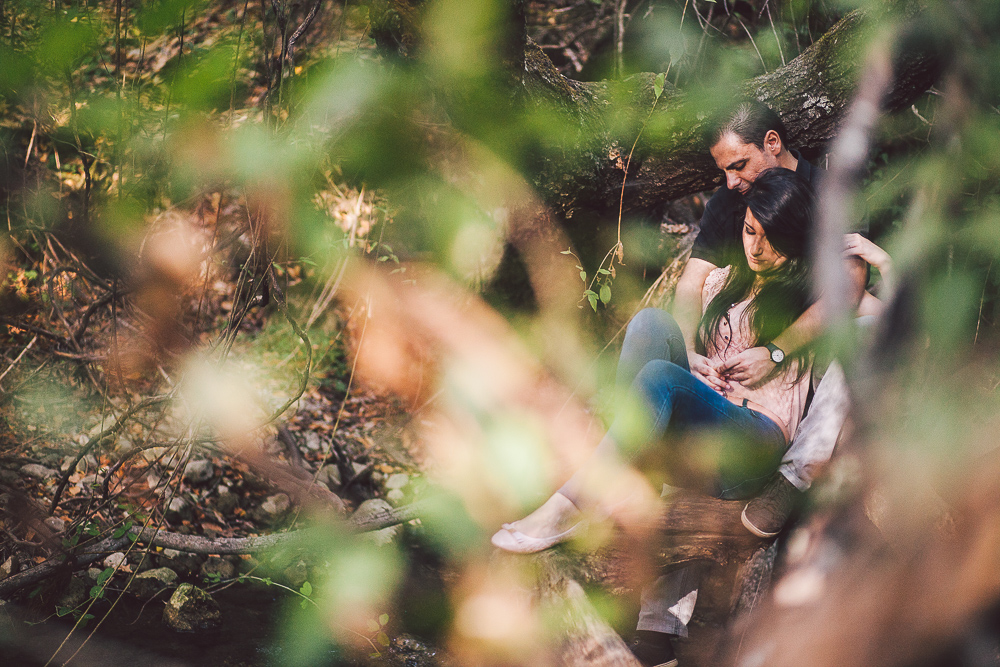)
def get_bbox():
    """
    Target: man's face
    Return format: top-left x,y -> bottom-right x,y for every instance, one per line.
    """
709,131 -> 782,194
